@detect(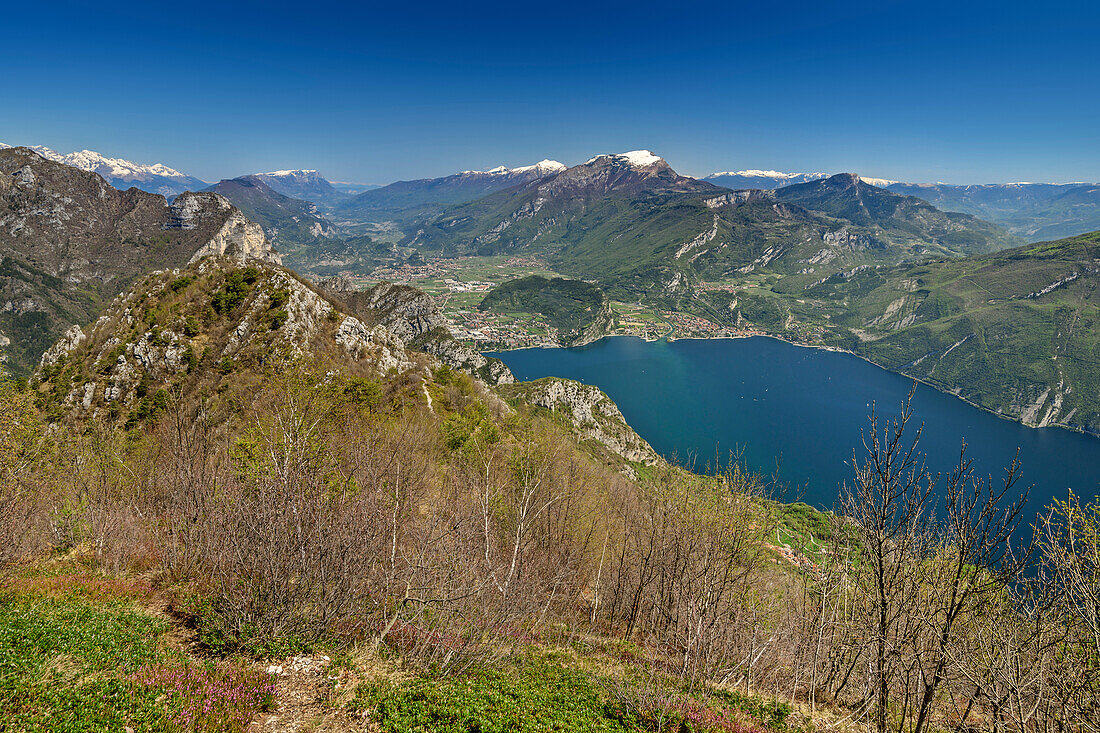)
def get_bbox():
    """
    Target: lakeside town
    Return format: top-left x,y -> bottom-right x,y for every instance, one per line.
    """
331,254 -> 782,350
